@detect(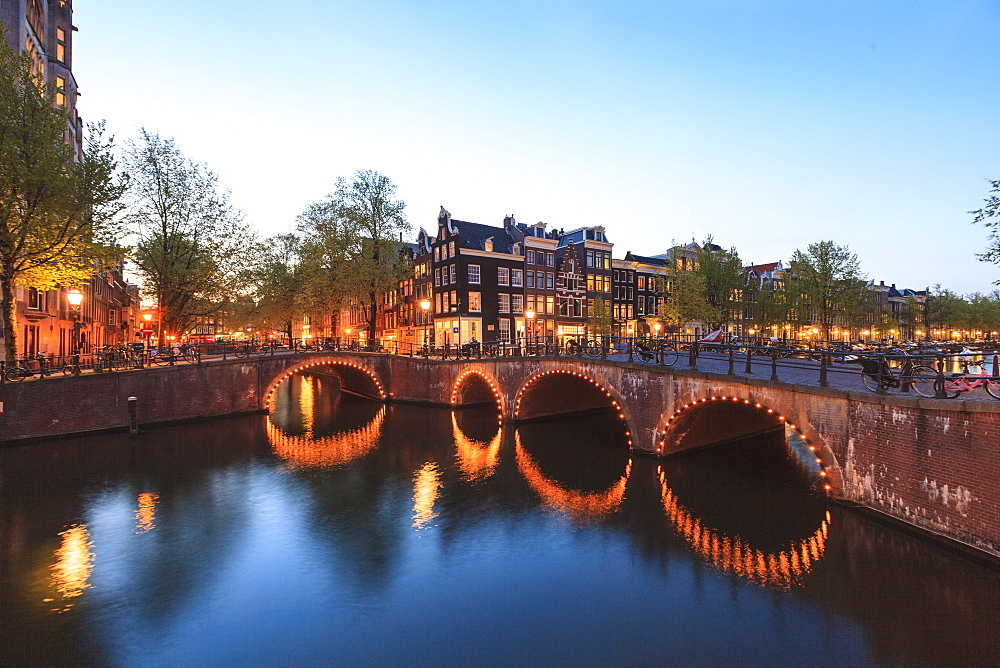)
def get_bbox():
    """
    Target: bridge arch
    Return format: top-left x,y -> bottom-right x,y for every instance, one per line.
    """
658,393 -> 841,495
263,357 -> 385,411
450,368 -> 504,413
513,369 -> 636,448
